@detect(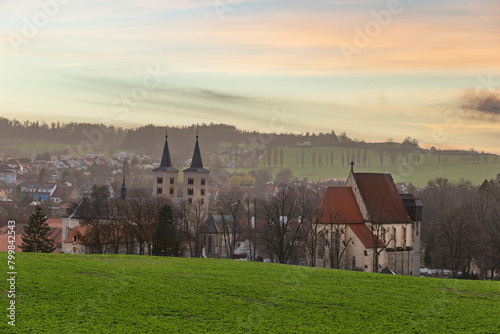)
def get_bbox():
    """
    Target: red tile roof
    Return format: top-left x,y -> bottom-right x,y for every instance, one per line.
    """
0,218 -> 62,253
353,173 -> 412,223
318,187 -> 364,224
348,223 -> 384,249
